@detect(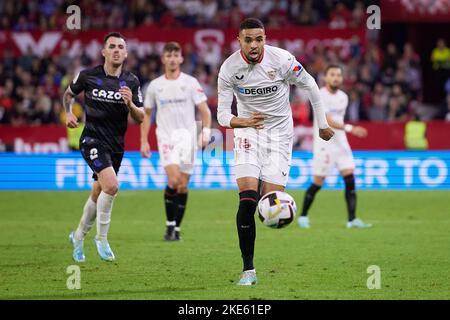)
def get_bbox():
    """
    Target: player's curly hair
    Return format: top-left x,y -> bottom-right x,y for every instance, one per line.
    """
239,18 -> 264,31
